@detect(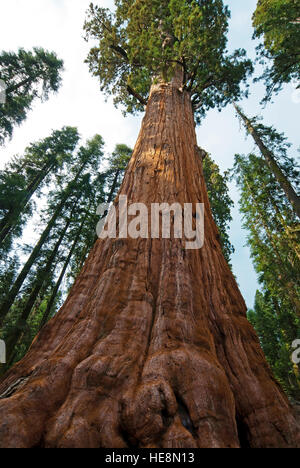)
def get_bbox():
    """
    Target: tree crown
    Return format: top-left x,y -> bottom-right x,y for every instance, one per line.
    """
0,48 -> 64,143
84,0 -> 253,122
